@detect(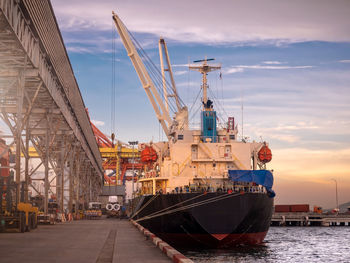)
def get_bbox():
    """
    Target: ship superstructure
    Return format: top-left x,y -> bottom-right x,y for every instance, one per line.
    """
112,12 -> 275,248
138,57 -> 271,197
